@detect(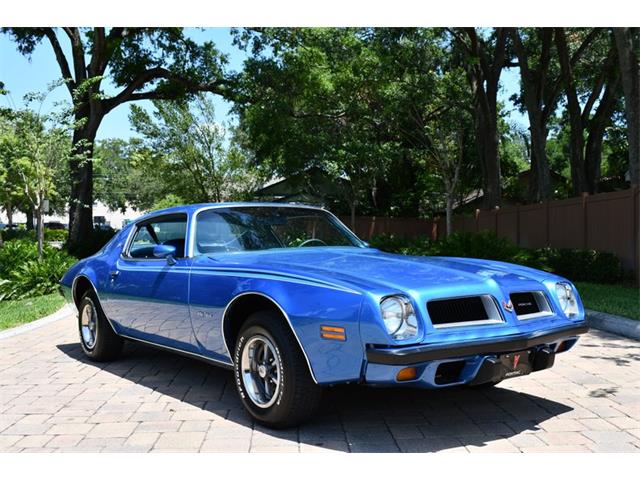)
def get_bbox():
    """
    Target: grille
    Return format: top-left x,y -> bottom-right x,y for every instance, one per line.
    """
427,295 -> 501,328
509,291 -> 552,320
